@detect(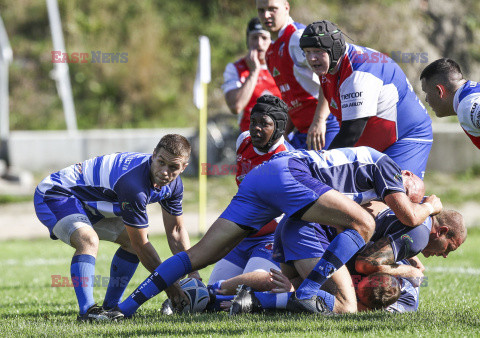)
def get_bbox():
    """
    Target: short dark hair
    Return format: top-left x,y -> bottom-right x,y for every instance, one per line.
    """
420,58 -> 464,91
154,134 -> 191,159
362,273 -> 401,310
